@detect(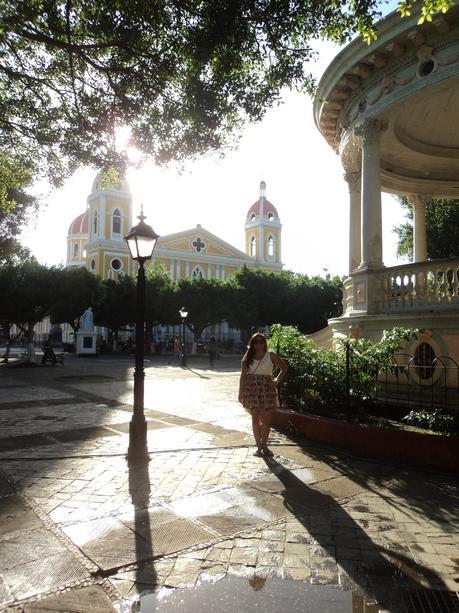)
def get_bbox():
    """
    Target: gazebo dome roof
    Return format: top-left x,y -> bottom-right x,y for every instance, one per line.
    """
313,4 -> 459,196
